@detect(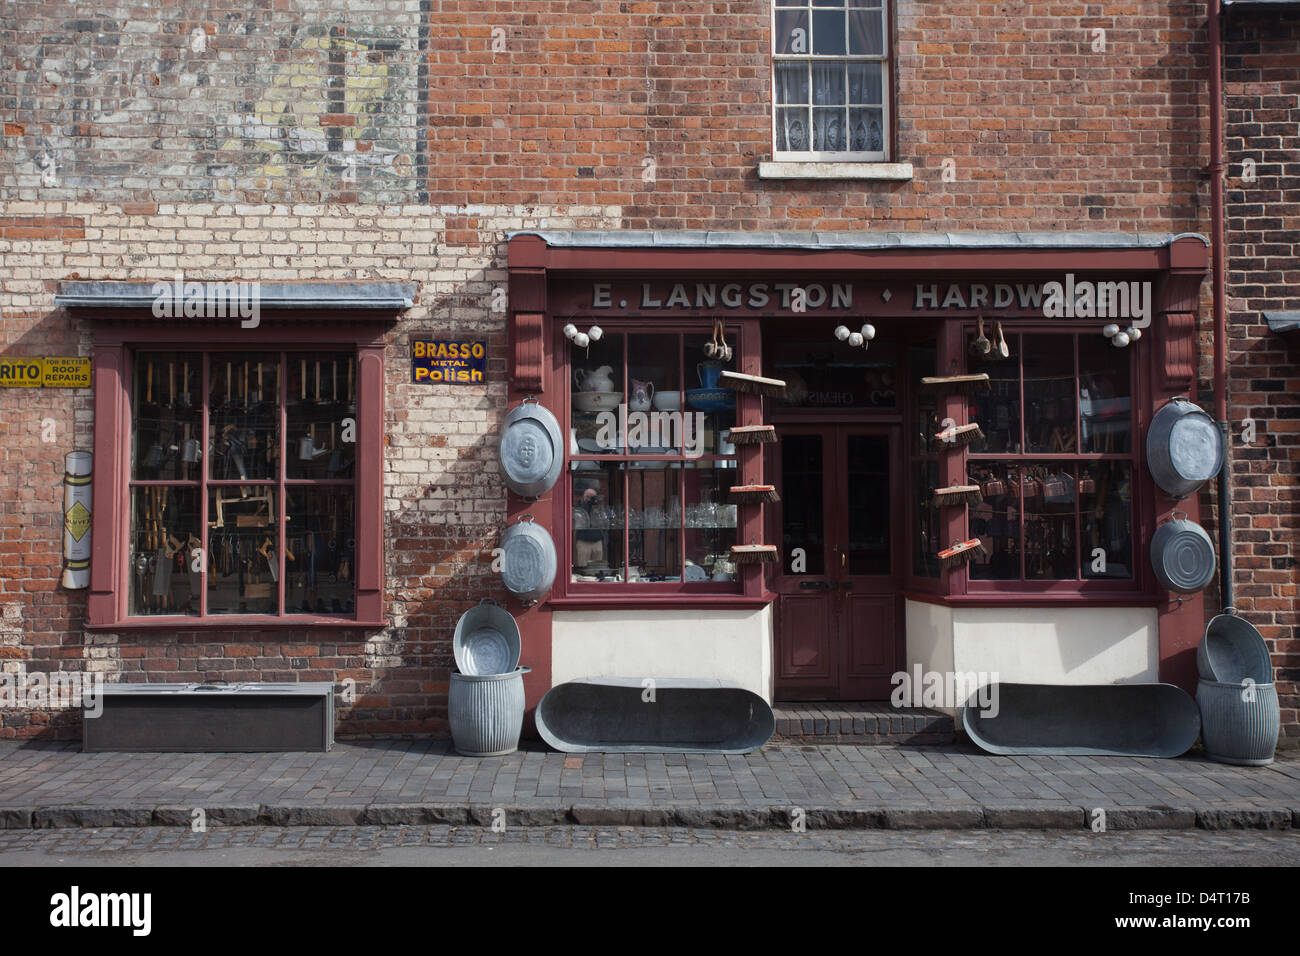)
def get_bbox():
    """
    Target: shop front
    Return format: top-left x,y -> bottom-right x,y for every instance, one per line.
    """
506,231 -> 1212,714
